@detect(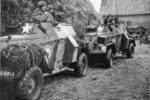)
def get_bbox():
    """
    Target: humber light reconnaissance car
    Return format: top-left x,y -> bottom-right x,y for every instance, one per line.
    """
0,22 -> 88,100
80,23 -> 136,67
